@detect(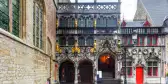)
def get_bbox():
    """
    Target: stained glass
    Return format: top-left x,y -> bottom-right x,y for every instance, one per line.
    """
78,37 -> 85,46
